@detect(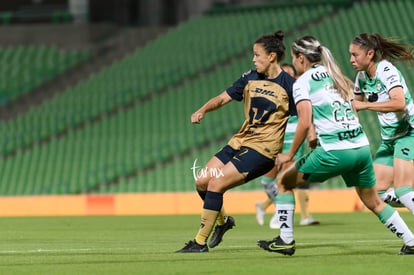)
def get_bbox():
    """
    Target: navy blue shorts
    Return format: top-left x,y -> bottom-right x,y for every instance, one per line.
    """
215,145 -> 274,183
297,184 -> 310,189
